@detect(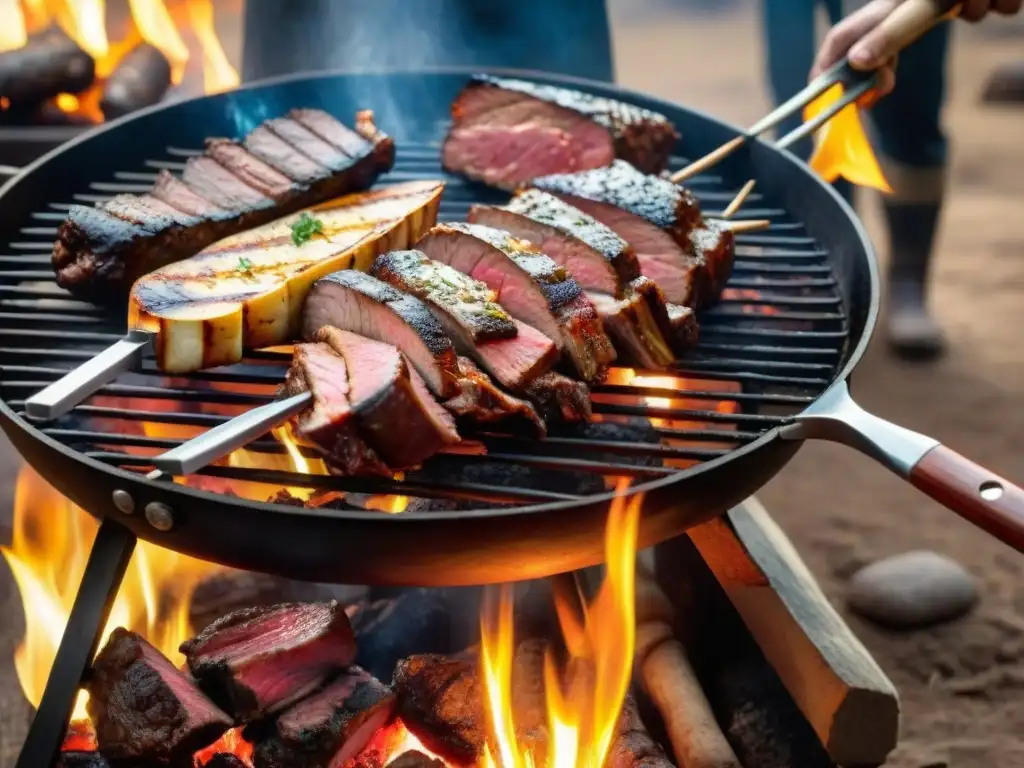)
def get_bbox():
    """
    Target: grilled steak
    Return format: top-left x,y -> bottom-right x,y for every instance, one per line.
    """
606,694 -> 674,768
588,284 -> 675,369
53,109 -> 395,302
371,250 -> 559,391
442,74 -> 678,188
316,326 -> 461,468
416,222 -> 616,382
468,189 -> 641,295
86,628 -> 232,766
180,601 -> 357,723
302,270 -> 460,399
533,160 -> 731,308
285,341 -> 389,477
523,371 -> 592,423
130,180 -> 443,373
444,357 -> 547,438
689,220 -> 736,300
666,301 -> 699,349
252,667 -> 396,768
